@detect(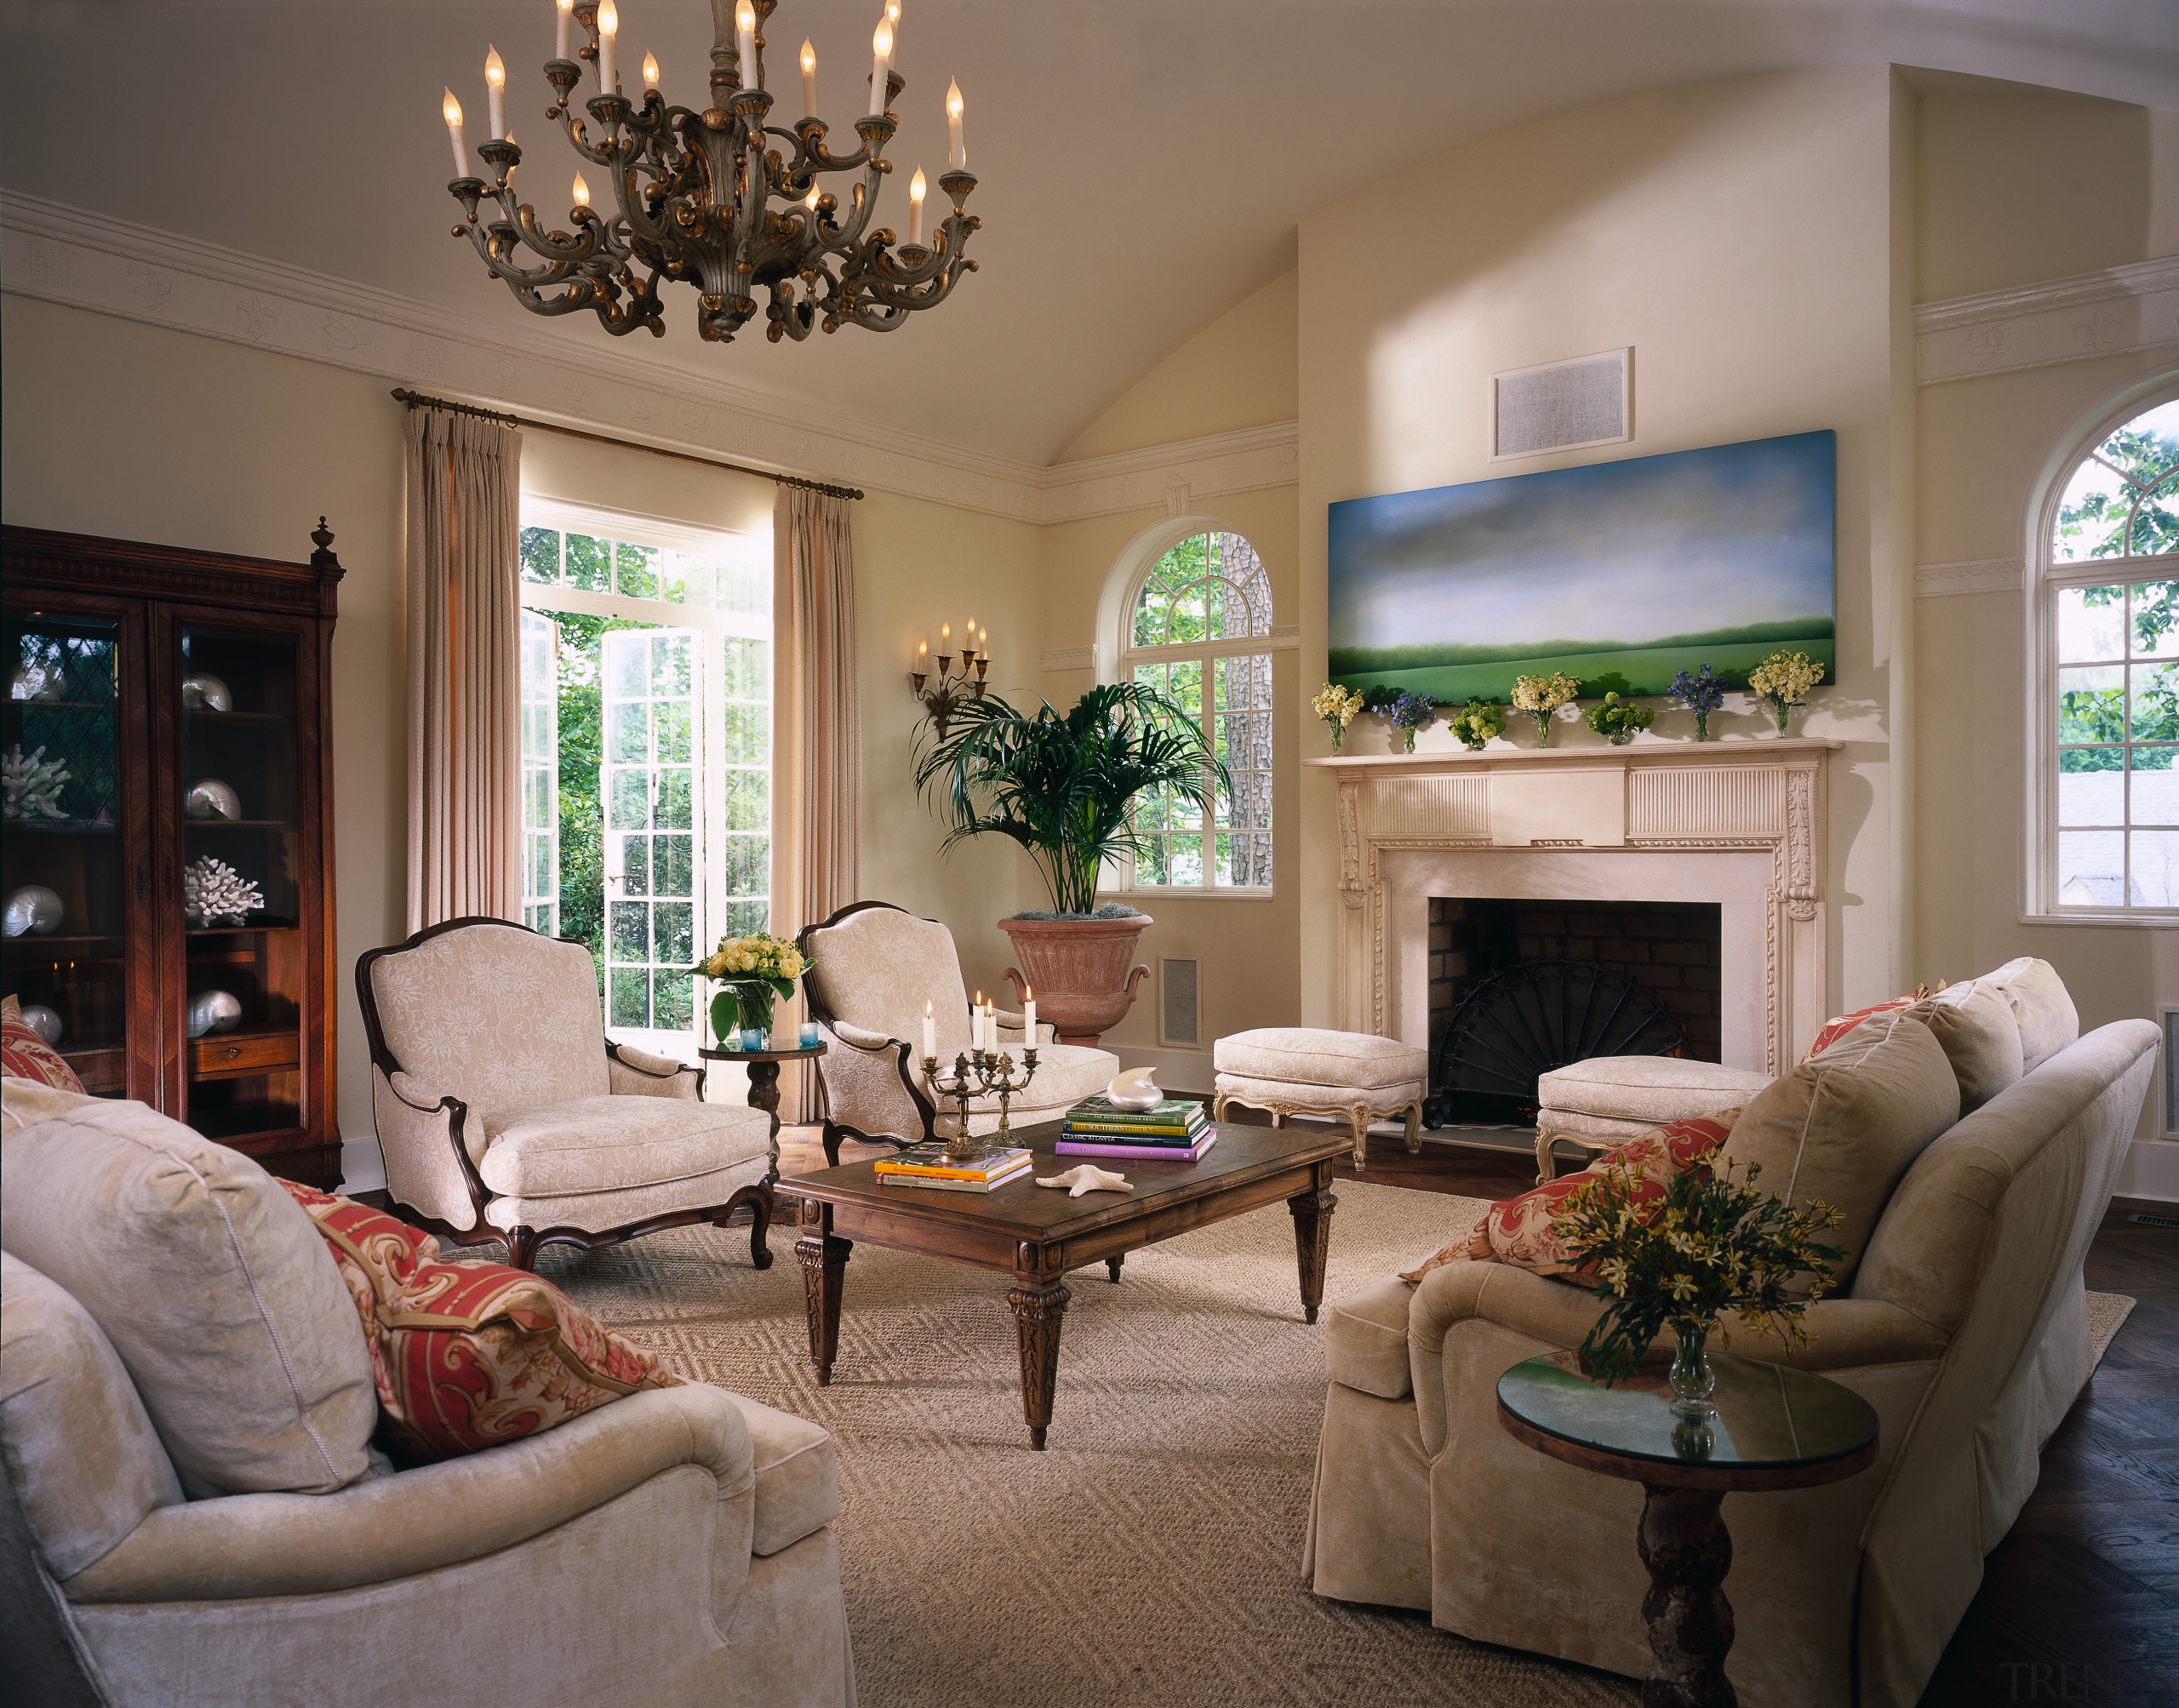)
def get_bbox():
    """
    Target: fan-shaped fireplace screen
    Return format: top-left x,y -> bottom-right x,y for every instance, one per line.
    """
1423,956 -> 1688,1129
